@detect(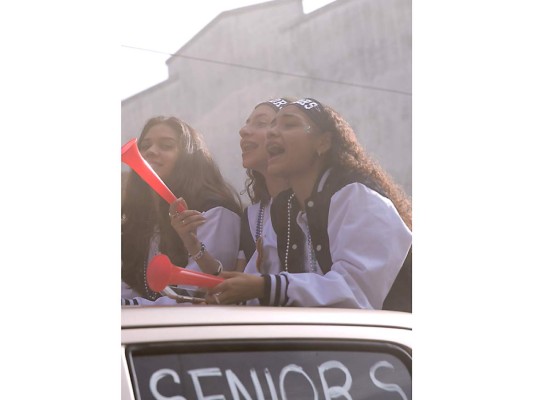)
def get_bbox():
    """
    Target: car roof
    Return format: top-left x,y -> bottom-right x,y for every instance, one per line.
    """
121,306 -> 411,331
